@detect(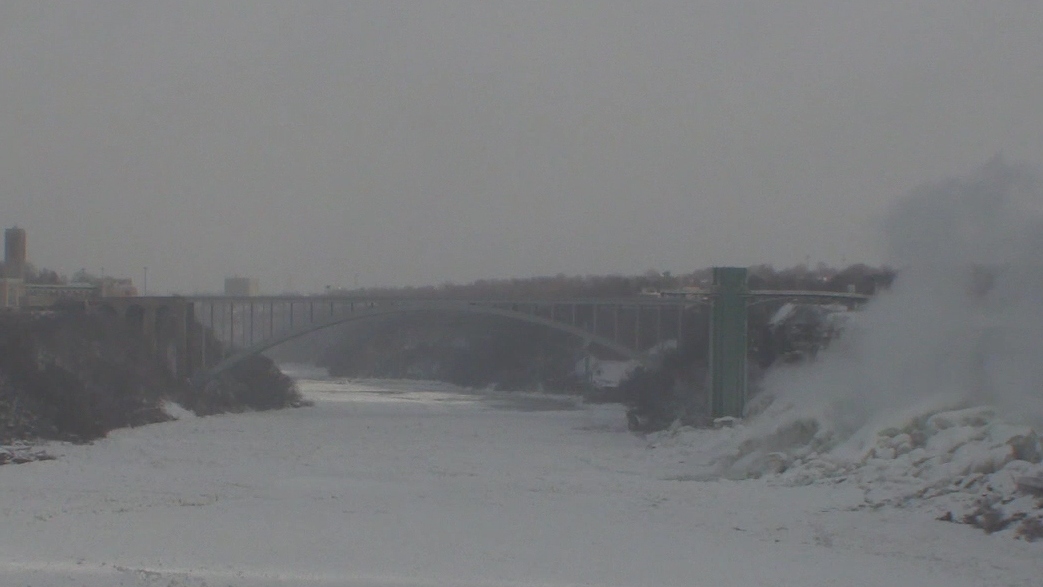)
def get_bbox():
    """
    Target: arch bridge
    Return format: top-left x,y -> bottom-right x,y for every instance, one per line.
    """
101,268 -> 869,419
